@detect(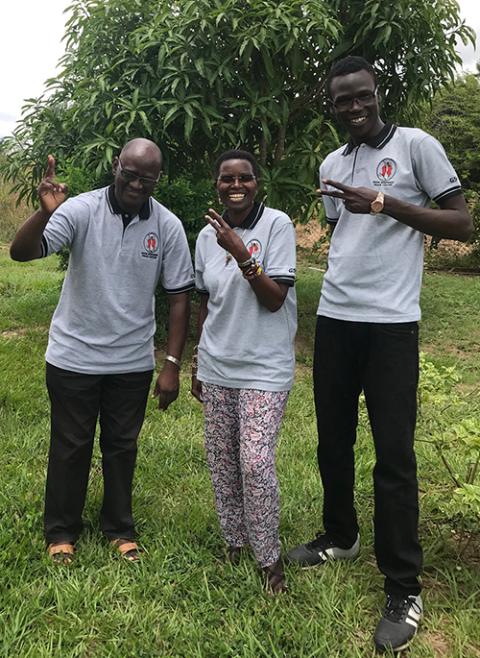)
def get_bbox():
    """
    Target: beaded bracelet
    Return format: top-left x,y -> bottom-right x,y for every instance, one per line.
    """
243,263 -> 263,280
238,256 -> 255,270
